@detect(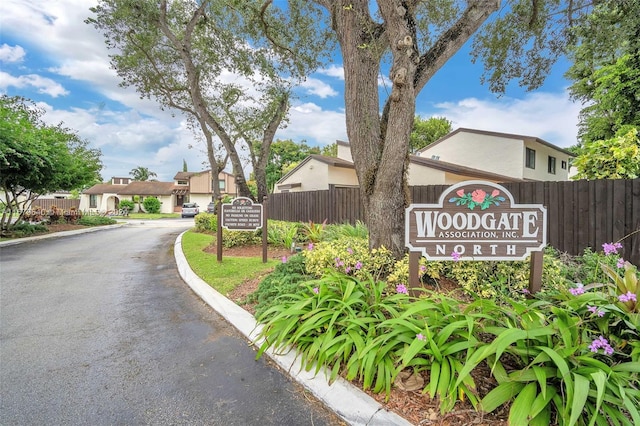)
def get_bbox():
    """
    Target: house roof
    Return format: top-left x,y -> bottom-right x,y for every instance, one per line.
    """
174,169 -> 234,180
276,154 -> 355,185
83,184 -> 119,195
409,155 -> 522,182
116,181 -> 178,196
419,128 -> 576,157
